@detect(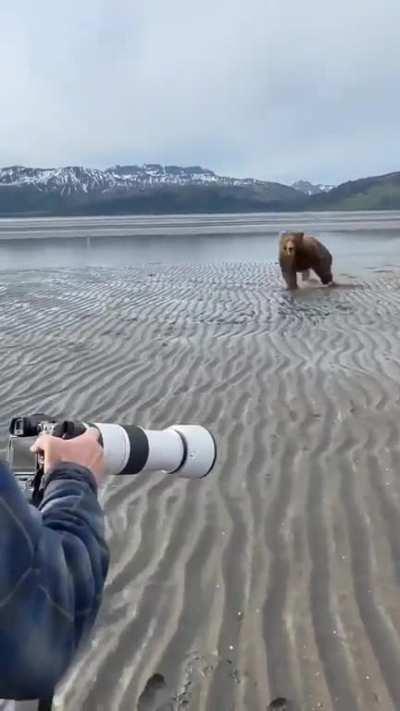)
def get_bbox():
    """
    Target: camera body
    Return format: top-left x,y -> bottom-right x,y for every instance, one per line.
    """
8,414 -> 217,505
8,414 -> 86,503
10,413 -> 87,440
